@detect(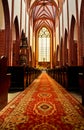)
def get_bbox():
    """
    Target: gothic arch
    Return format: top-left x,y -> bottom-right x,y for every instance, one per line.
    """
14,16 -> 19,40
36,25 -> 52,38
13,16 -> 20,66
29,46 -> 32,65
60,37 -> 63,66
35,26 -> 52,68
69,15 -> 77,66
56,45 -> 59,66
2,0 -> 10,64
64,29 -> 68,65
